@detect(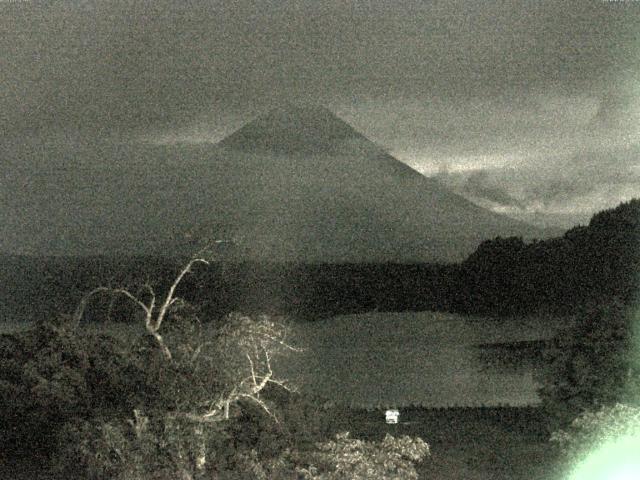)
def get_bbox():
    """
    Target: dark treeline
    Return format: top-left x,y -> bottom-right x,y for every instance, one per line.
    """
0,256 -> 460,321
455,198 -> 639,316
1,199 -> 638,322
